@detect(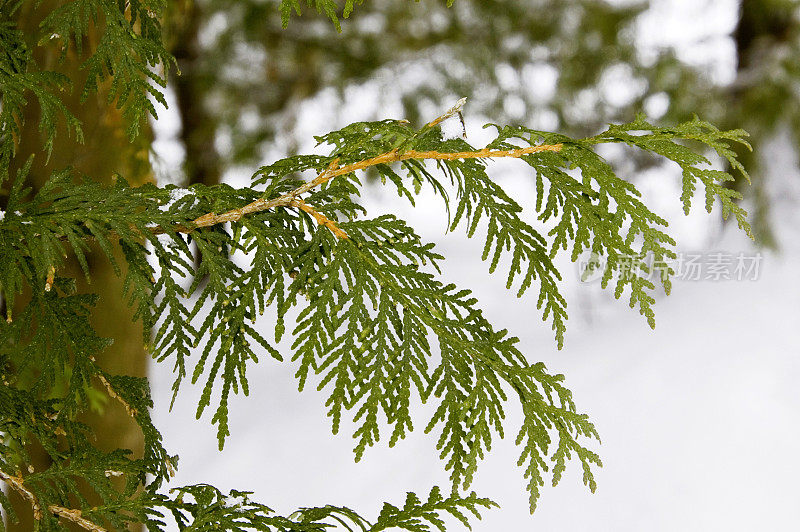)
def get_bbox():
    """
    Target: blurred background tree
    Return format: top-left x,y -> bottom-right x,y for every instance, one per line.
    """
162,0 -> 799,246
